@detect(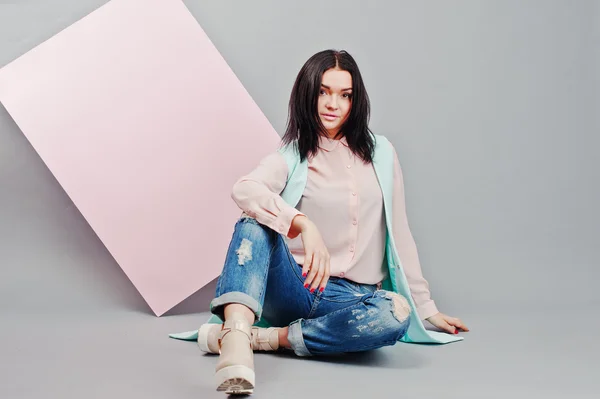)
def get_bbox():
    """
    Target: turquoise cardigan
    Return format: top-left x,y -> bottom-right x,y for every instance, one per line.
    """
170,134 -> 463,345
